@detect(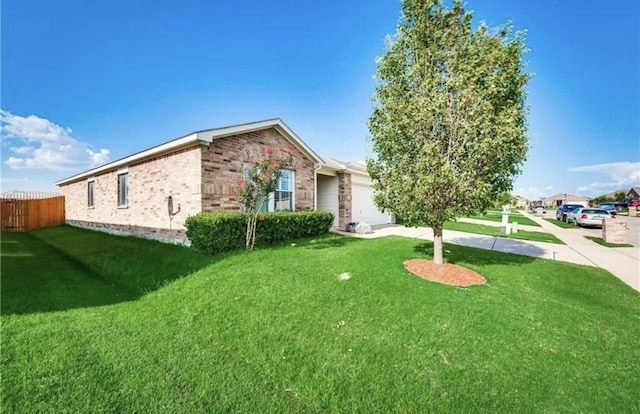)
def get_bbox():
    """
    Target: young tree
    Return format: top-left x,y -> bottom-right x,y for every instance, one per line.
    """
238,147 -> 293,250
614,191 -> 626,202
367,0 -> 530,264
496,191 -> 515,208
